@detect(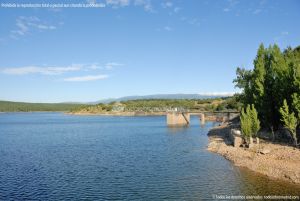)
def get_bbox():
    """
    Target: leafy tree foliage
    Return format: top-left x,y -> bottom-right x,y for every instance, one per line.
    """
280,100 -> 298,145
240,104 -> 260,141
249,104 -> 261,137
240,105 -> 253,140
